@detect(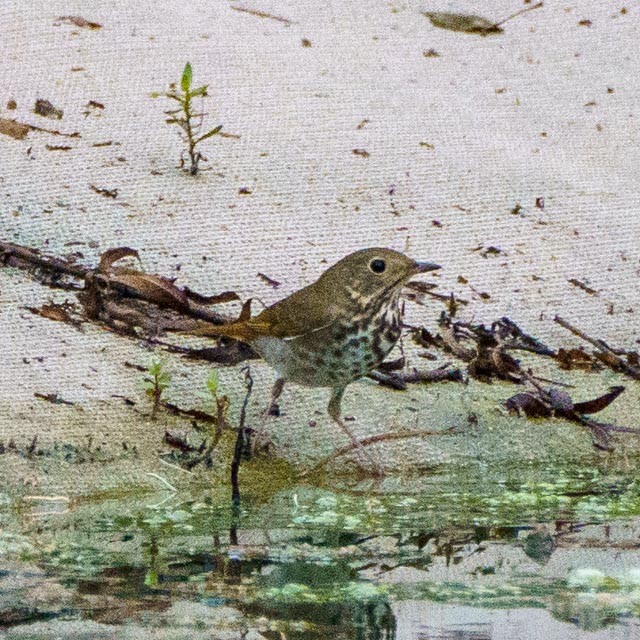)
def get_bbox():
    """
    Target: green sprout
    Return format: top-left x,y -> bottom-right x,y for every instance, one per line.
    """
204,370 -> 229,443
143,358 -> 171,418
152,62 -> 223,175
